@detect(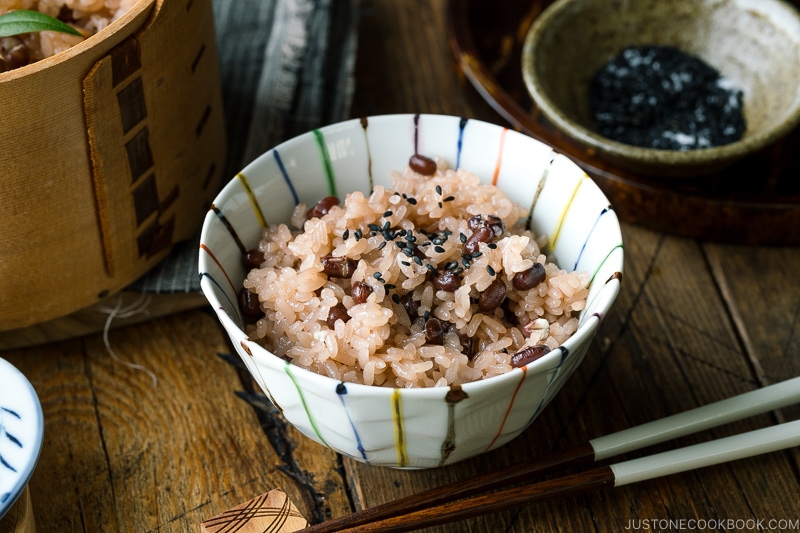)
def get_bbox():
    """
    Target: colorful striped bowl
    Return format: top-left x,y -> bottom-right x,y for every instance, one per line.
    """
198,114 -> 624,468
